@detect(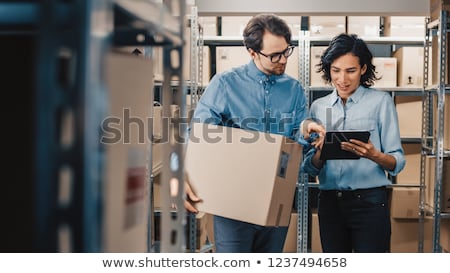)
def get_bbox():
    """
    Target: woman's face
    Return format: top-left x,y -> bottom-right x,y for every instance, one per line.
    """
330,53 -> 367,100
